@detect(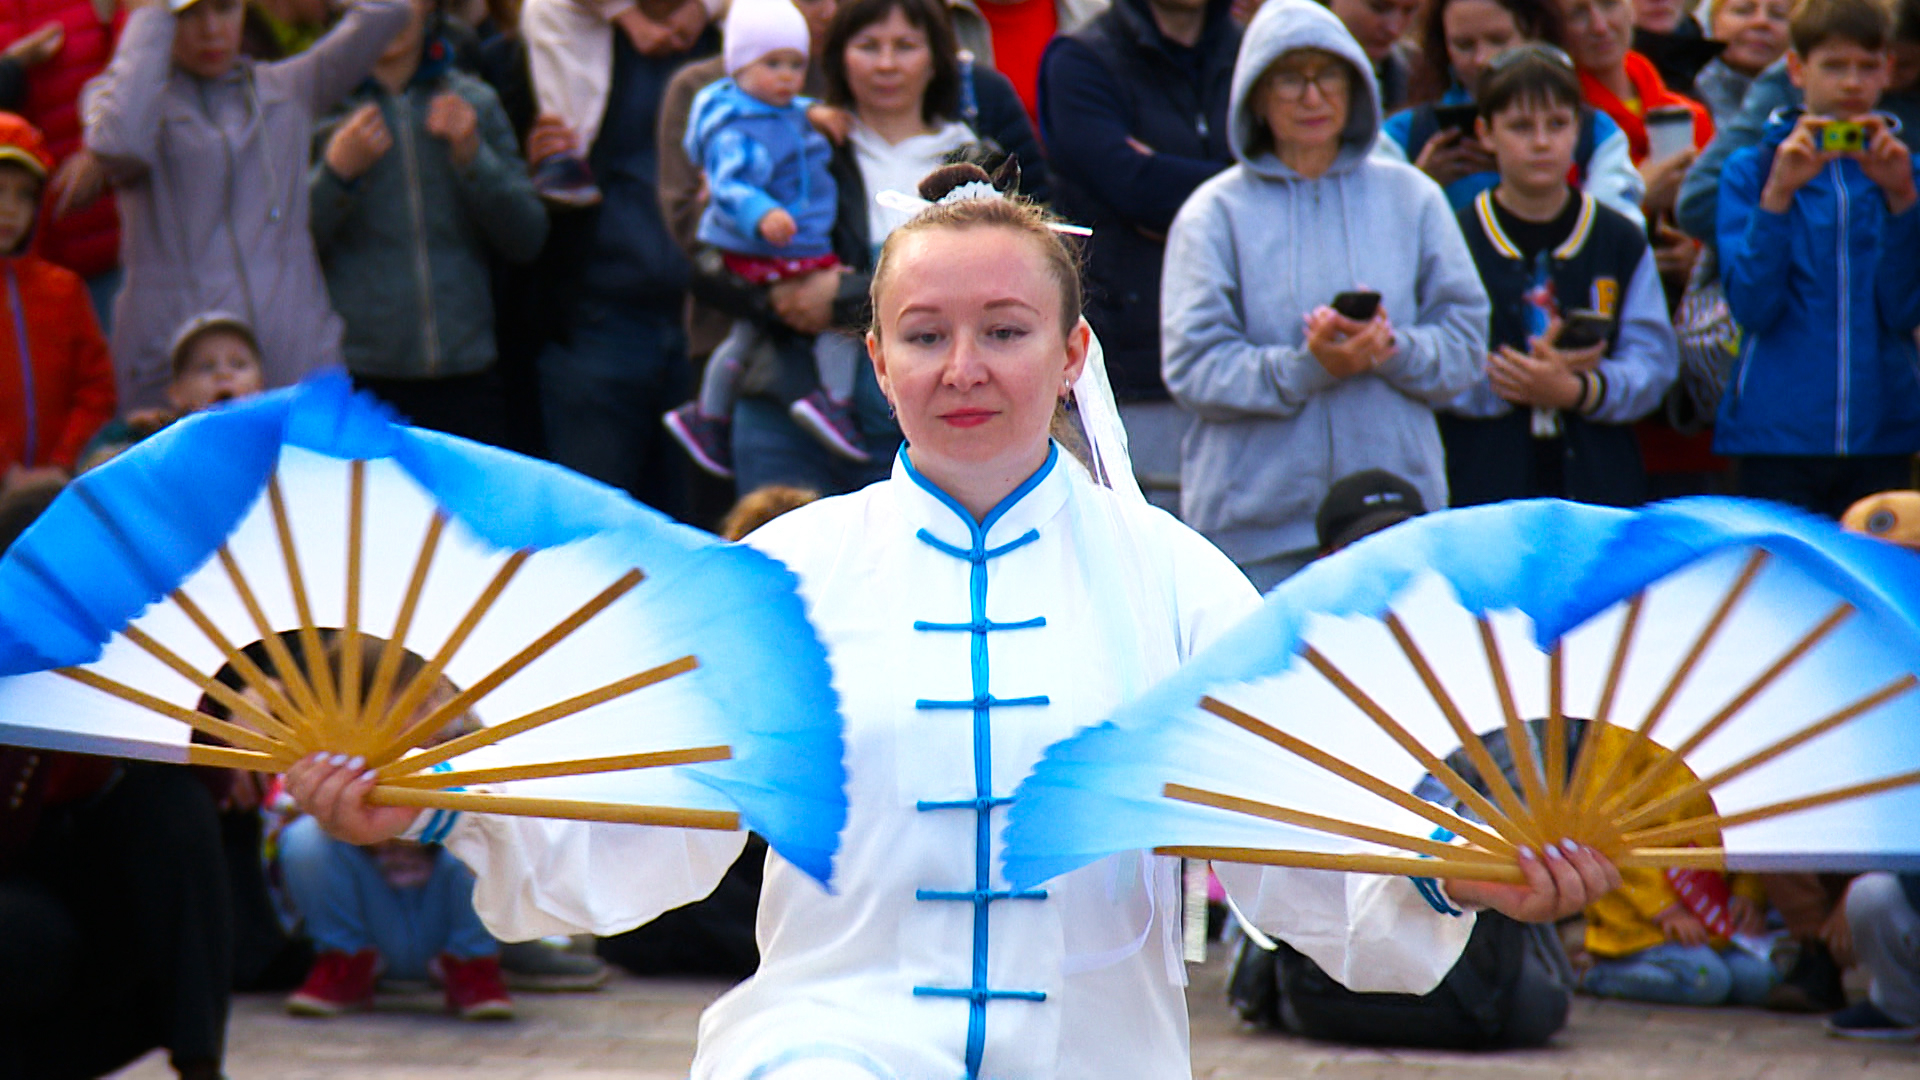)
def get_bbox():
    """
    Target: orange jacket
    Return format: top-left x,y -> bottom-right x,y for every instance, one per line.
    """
0,252 -> 115,471
1580,51 -> 1716,166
